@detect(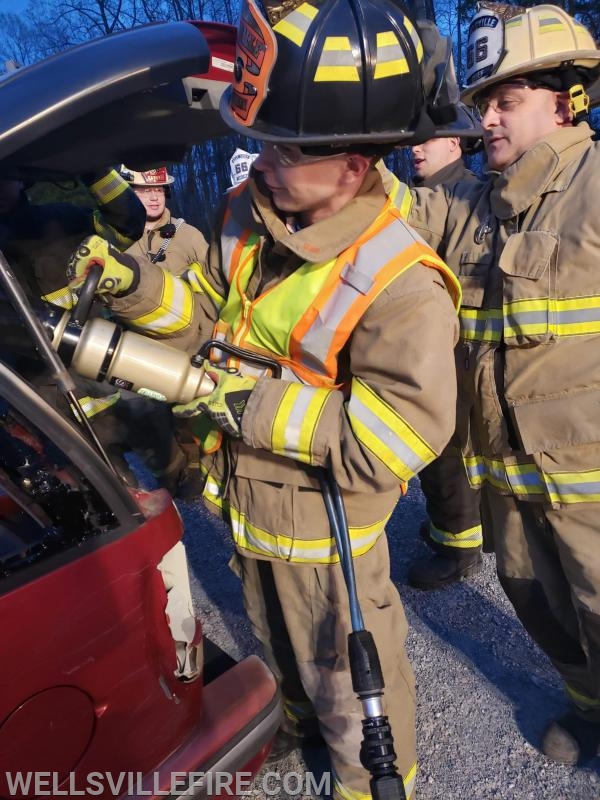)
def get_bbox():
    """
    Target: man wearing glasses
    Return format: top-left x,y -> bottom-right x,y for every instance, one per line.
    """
65,1 -> 463,797
399,1 -> 600,765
